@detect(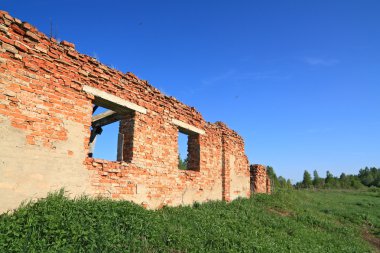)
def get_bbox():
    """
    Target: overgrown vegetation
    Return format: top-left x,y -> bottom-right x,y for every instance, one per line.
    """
1,189 -> 379,252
